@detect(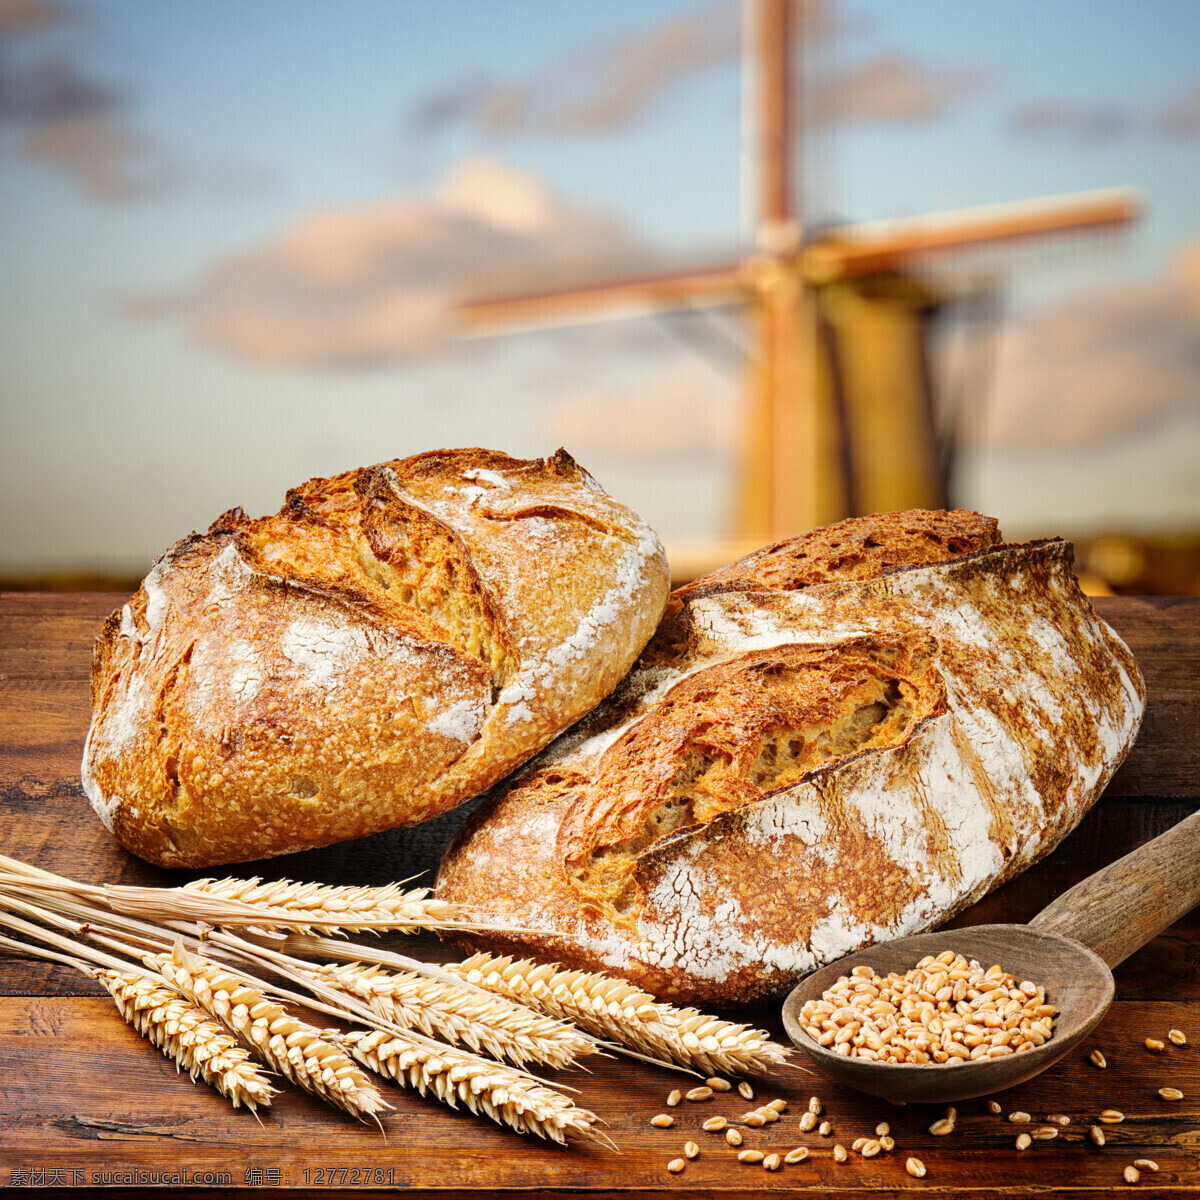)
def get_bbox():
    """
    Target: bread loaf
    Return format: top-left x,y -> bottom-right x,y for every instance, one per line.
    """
436,511 -> 1145,1005
82,448 -> 669,868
